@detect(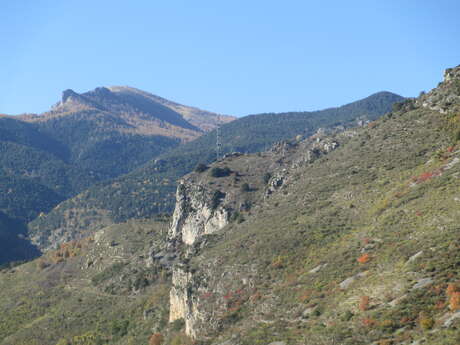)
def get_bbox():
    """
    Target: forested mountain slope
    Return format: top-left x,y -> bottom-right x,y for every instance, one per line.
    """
0,87 -> 232,264
29,91 -> 403,251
